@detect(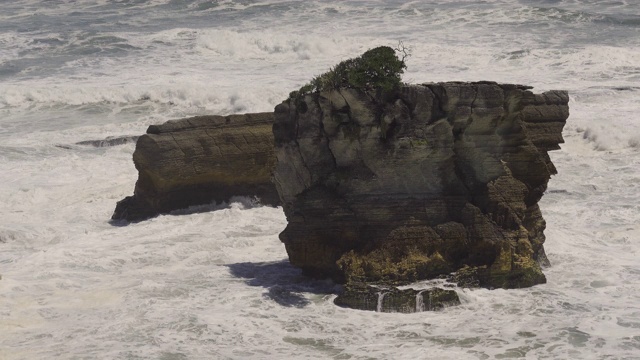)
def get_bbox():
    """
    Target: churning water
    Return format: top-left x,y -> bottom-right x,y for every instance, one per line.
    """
1,1 -> 639,358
